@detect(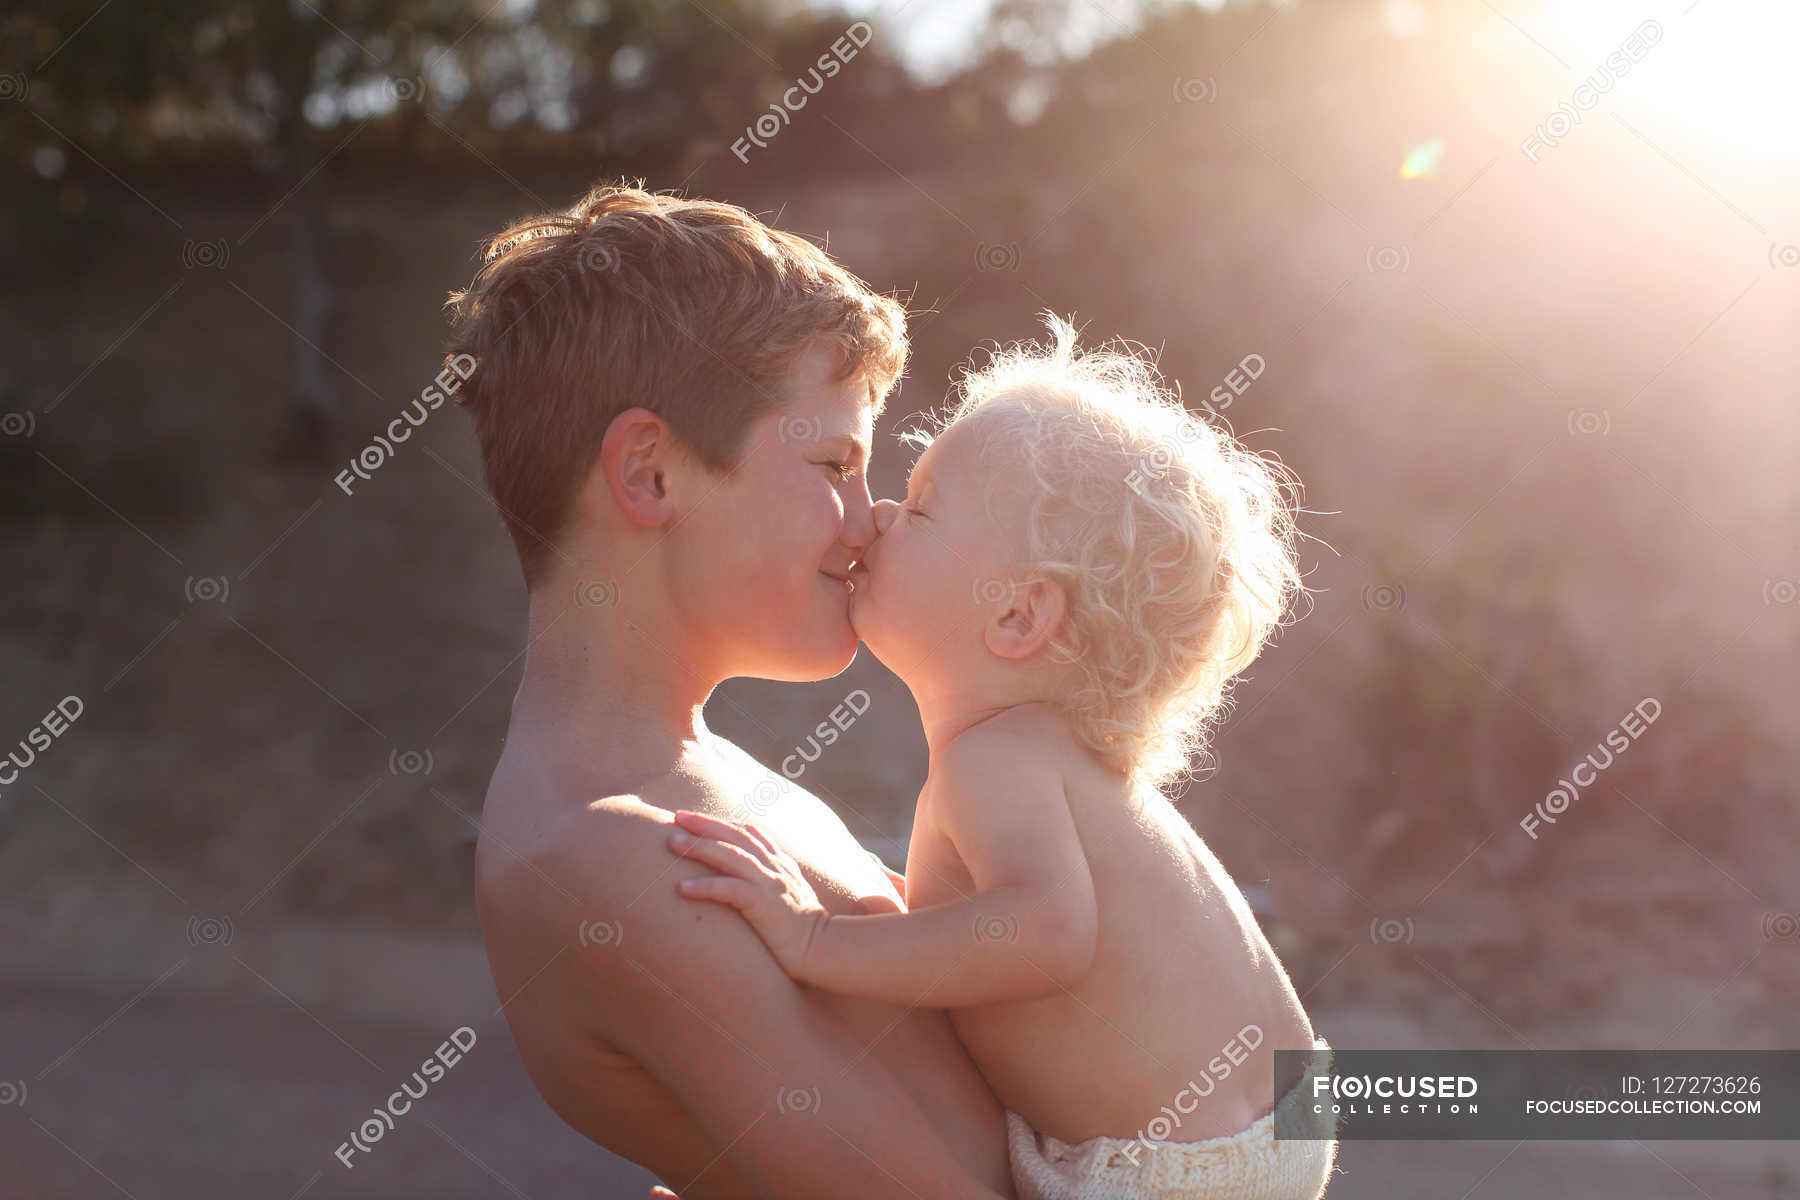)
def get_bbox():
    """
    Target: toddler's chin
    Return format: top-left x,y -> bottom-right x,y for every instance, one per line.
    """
848,605 -> 890,660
